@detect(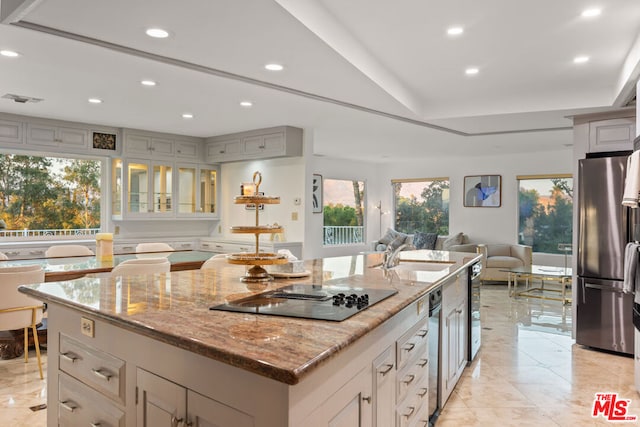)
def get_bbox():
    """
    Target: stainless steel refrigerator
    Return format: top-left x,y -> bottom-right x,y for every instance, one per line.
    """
577,155 -> 636,355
